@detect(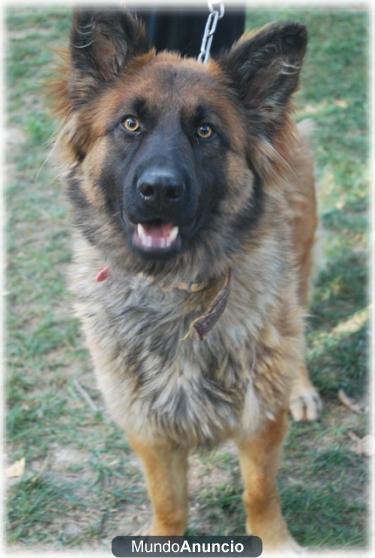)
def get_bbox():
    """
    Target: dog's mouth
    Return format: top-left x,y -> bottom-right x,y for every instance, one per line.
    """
131,220 -> 182,256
